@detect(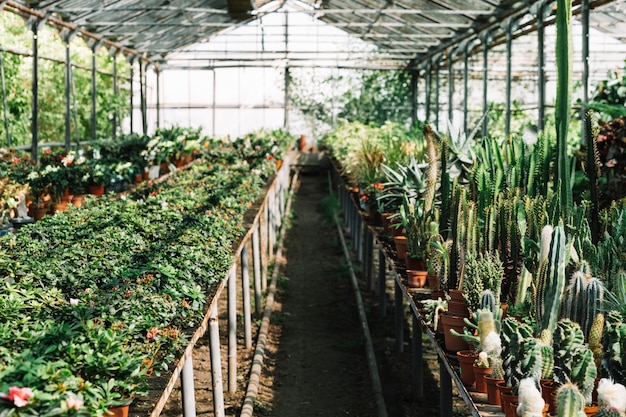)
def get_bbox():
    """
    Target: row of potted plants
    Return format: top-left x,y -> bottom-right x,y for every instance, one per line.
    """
0,128 -> 294,415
